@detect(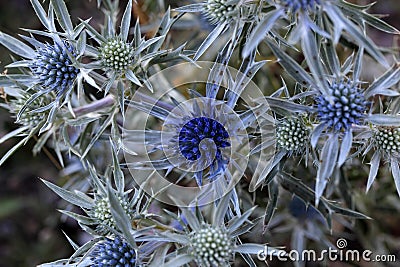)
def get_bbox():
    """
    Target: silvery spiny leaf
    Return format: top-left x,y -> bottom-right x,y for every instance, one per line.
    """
175,0 -> 248,60
277,172 -> 370,230
243,0 -> 397,66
